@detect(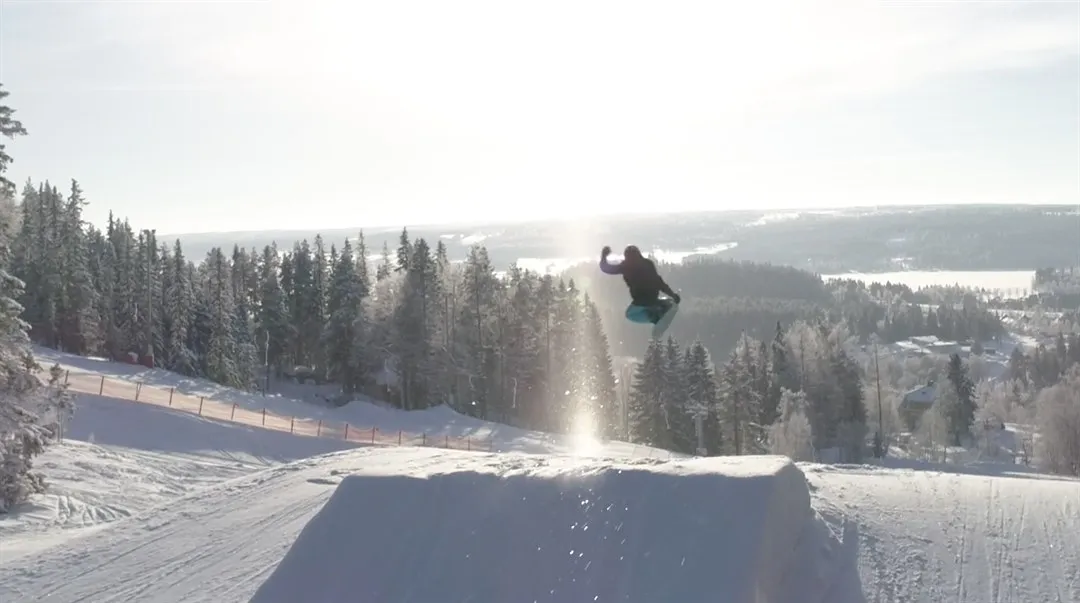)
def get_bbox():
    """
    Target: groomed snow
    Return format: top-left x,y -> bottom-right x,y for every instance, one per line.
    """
0,394 -> 359,562
0,448 -> 859,603
806,463 -> 1080,602
5,348 -> 1080,602
250,453 -> 856,603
